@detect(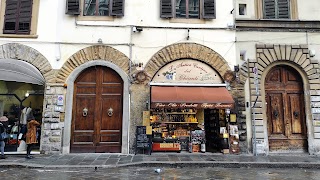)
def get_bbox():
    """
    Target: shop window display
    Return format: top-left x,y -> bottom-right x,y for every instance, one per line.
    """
0,81 -> 44,153
148,107 -> 239,154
